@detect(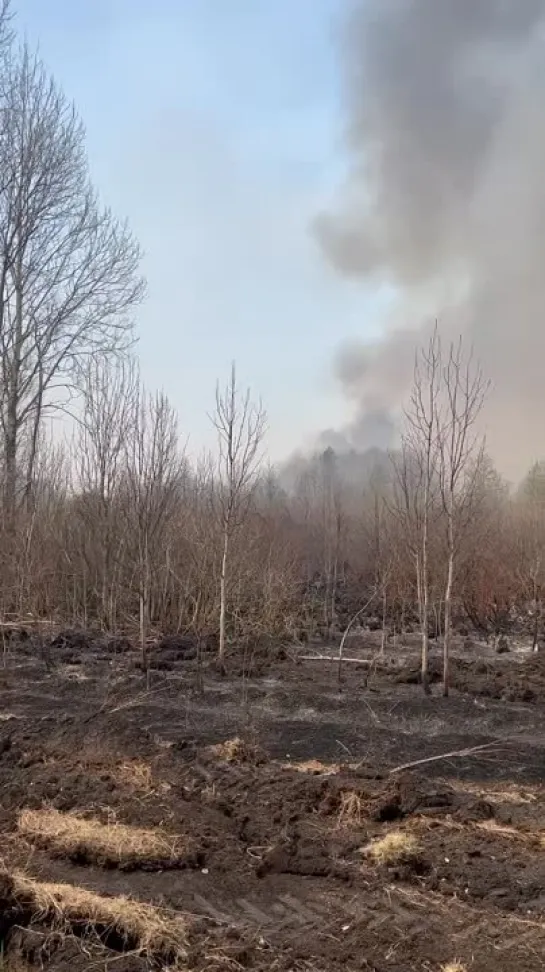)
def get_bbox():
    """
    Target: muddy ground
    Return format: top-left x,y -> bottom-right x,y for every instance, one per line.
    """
0,629 -> 544,970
